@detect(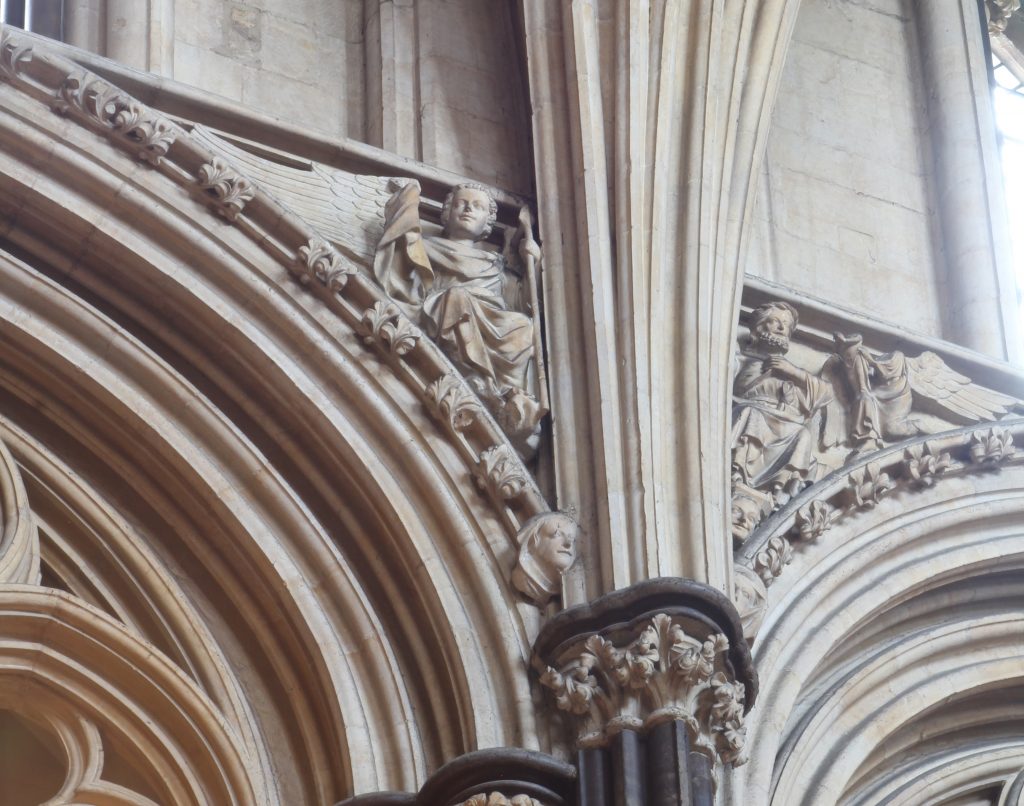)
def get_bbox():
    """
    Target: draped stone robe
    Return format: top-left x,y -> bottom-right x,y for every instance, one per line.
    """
731,350 -> 834,490
373,181 -> 535,398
